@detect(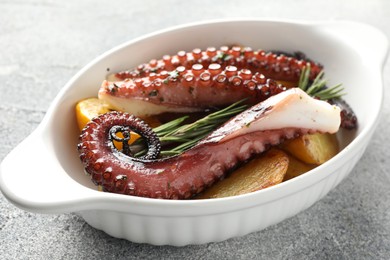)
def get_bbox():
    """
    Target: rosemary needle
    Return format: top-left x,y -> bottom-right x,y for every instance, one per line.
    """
134,99 -> 248,157
298,65 -> 345,100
